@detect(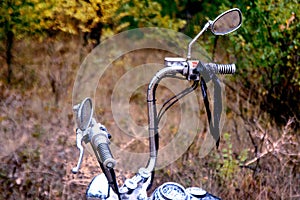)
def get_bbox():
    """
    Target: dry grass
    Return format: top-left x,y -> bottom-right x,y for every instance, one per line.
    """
0,35 -> 299,199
